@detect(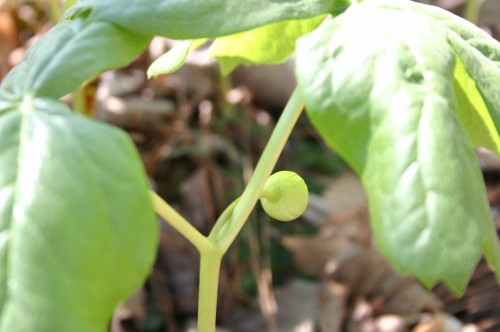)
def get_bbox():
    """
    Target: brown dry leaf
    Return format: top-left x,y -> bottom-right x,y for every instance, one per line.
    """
0,10 -> 17,47
231,60 -> 296,110
111,288 -> 147,332
323,171 -> 367,221
156,235 -> 200,315
274,279 -> 319,332
179,167 -> 215,231
412,313 -> 463,332
476,148 -> 500,172
374,315 -> 408,332
479,0 -> 500,26
0,6 -> 18,79
219,279 -> 320,332
330,249 -> 442,316
433,260 -> 500,332
282,214 -> 442,330
417,0 -> 465,14
151,170 -> 217,317
281,233 -> 363,276
318,280 -> 348,332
